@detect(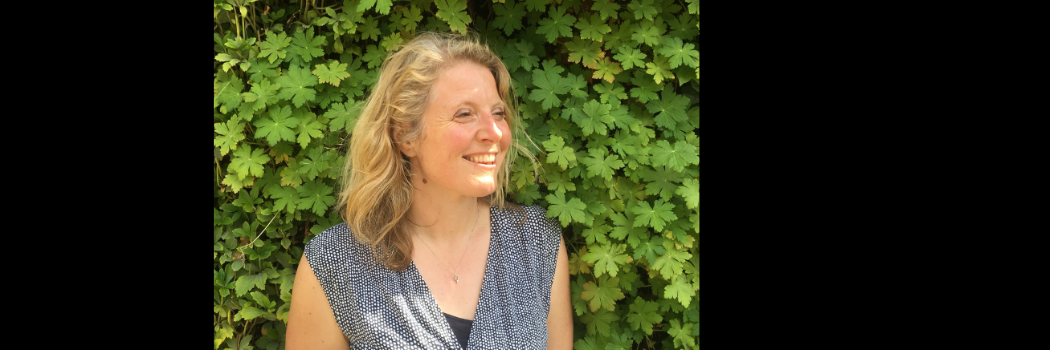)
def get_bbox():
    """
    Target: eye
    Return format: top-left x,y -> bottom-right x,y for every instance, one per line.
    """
493,108 -> 506,120
454,110 -> 471,118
